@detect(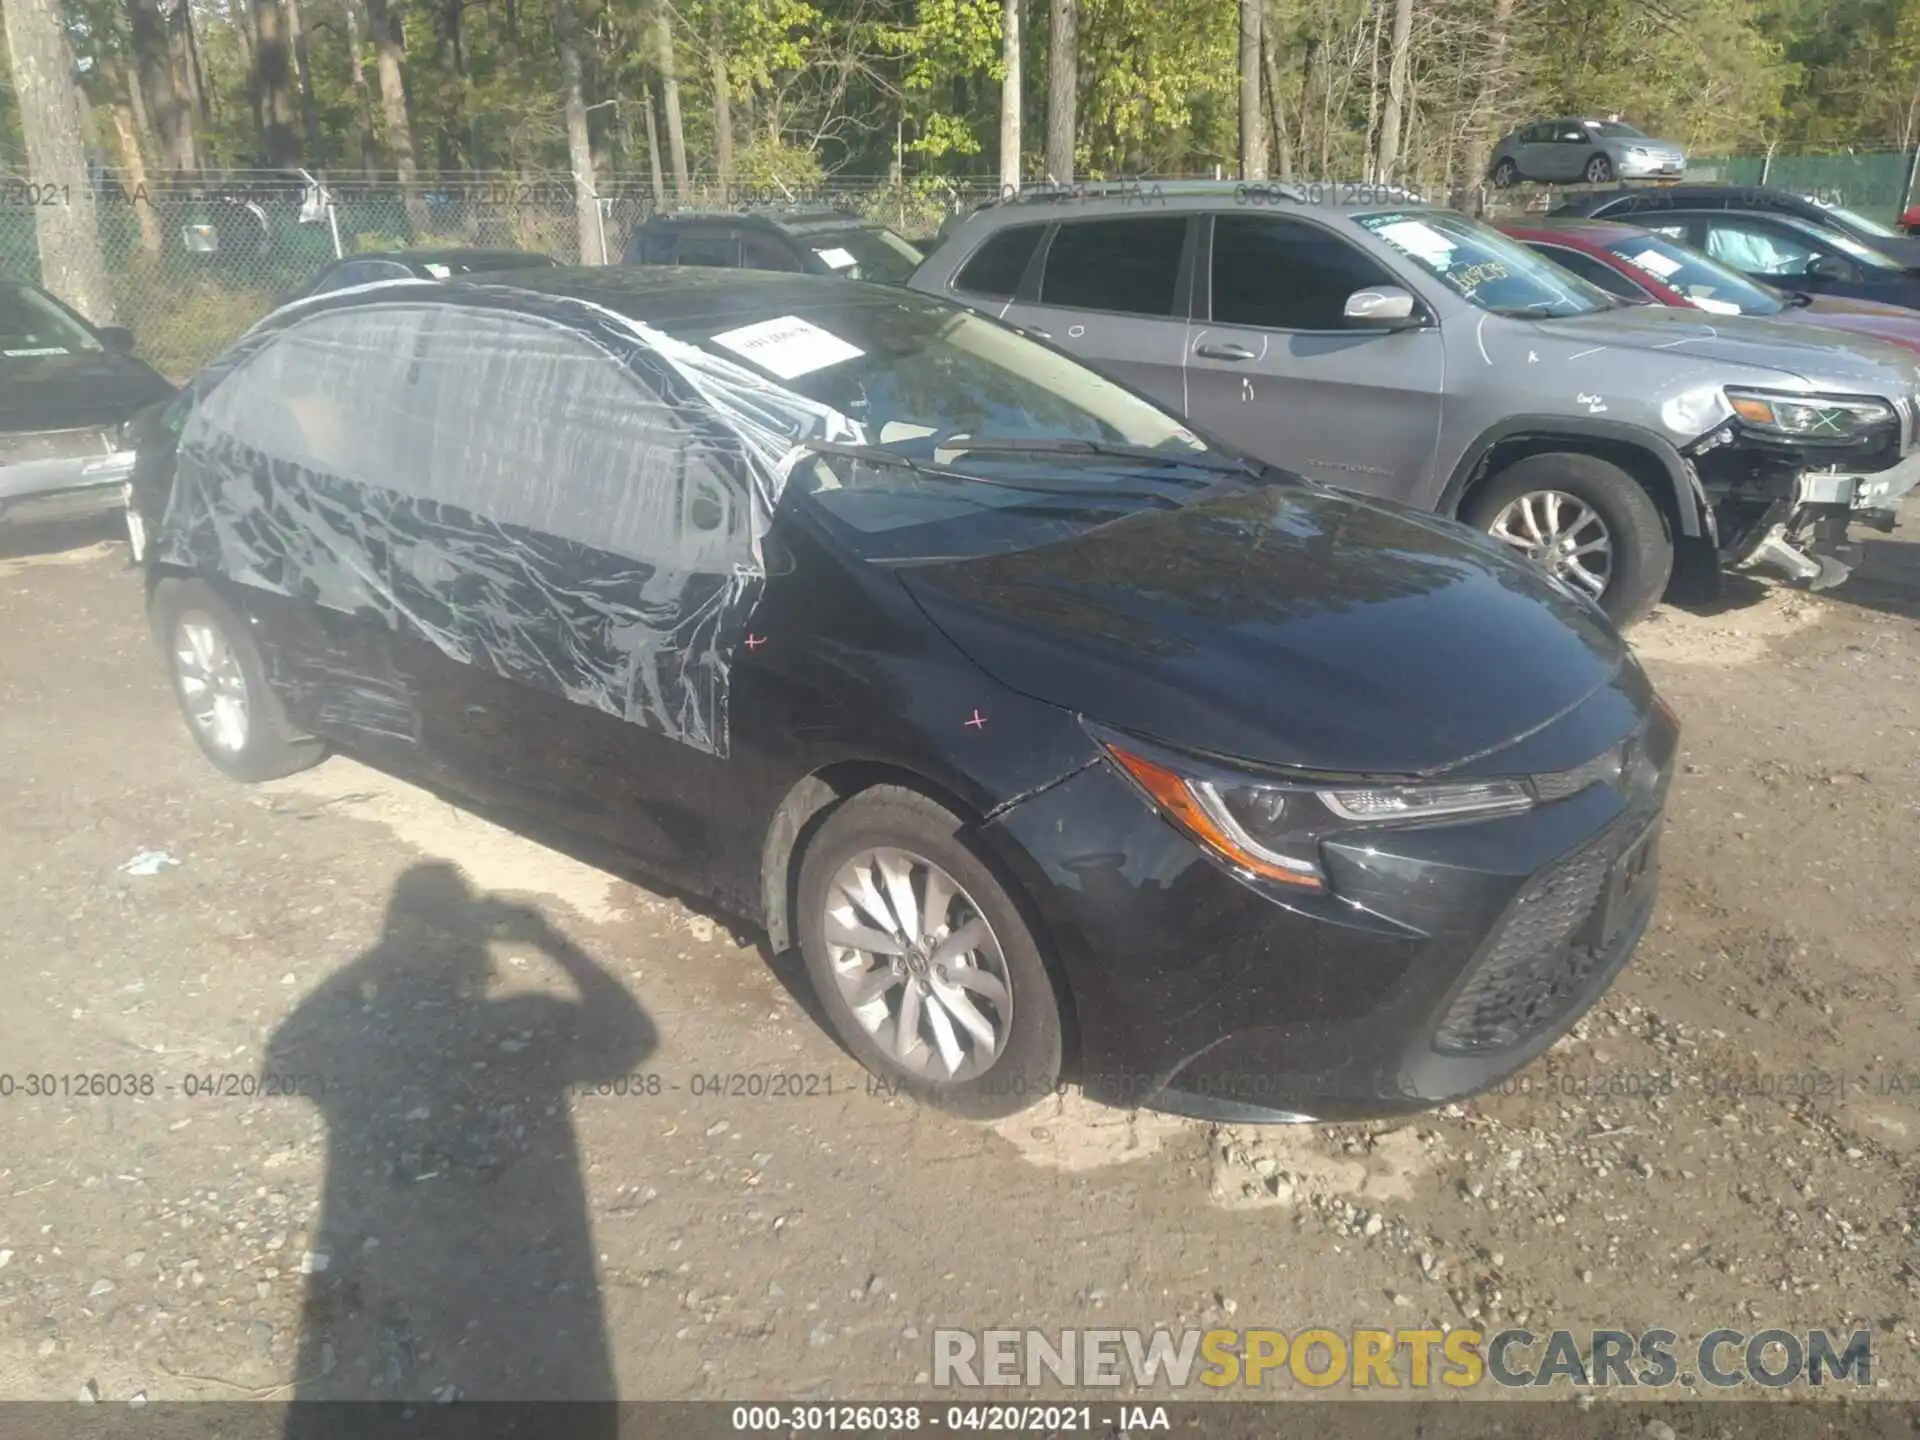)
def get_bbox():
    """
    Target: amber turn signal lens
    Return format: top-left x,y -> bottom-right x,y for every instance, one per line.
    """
1104,744 -> 1325,891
